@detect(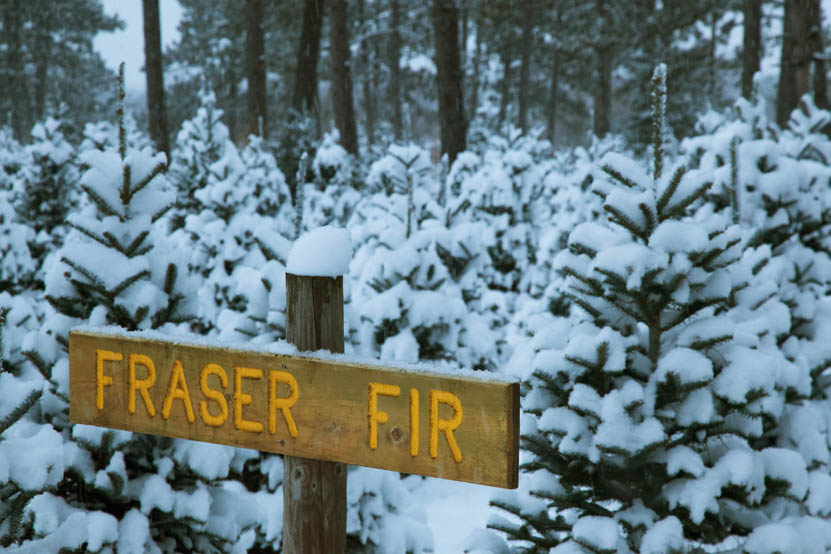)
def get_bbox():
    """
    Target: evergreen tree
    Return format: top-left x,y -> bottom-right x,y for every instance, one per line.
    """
432,0 -> 467,162
0,311 -> 47,548
168,90 -> 232,229
300,131 -> 362,232
80,114 -> 153,155
619,0 -> 742,146
165,1 -> 247,142
240,135 -> 294,222
142,0 -> 170,159
9,68 -> 285,553
0,132 -> 37,292
450,127 -> 552,294
0,129 -> 23,191
13,117 -> 77,277
0,0 -> 122,141
0,192 -> 36,294
245,0 -> 268,138
345,468 -> 434,552
349,144 -> 506,370
43,82 -> 191,333
491,65 -> 831,552
166,0 -> 300,140
170,105 -> 293,336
